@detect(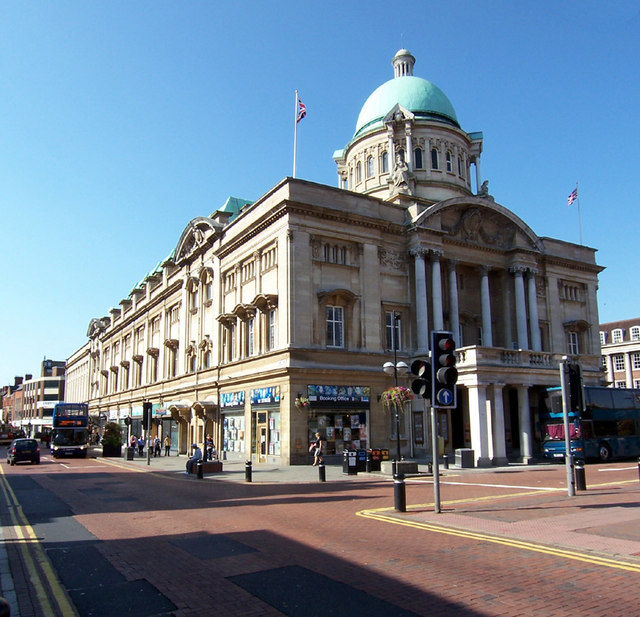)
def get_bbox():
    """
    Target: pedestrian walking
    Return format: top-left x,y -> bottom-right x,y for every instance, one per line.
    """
309,432 -> 324,466
164,435 -> 171,456
130,434 -> 137,454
